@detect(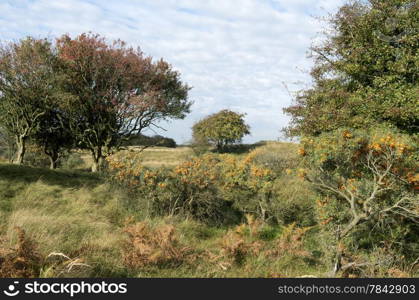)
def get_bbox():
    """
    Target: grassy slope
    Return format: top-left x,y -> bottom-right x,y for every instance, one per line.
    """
0,164 -> 130,276
0,143 -> 326,278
